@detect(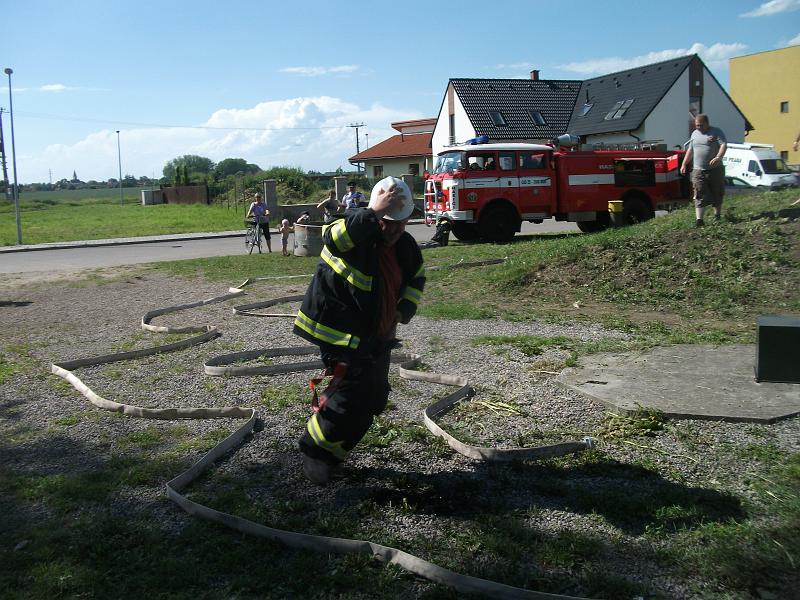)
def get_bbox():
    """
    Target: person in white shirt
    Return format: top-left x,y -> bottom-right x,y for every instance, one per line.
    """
341,181 -> 367,210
